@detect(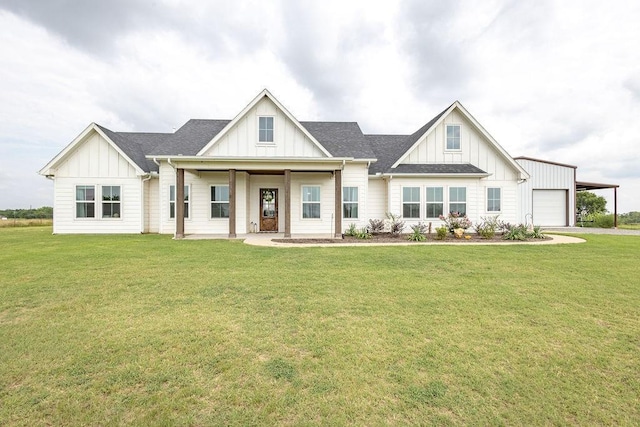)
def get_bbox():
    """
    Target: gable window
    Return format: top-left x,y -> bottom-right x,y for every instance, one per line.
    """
169,185 -> 190,219
211,186 -> 230,218
449,187 -> 466,215
102,186 -> 121,218
342,187 -> 359,219
402,187 -> 420,218
302,186 -> 321,219
76,185 -> 95,218
426,187 -> 444,218
258,116 -> 274,143
487,187 -> 501,212
446,124 -> 461,150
